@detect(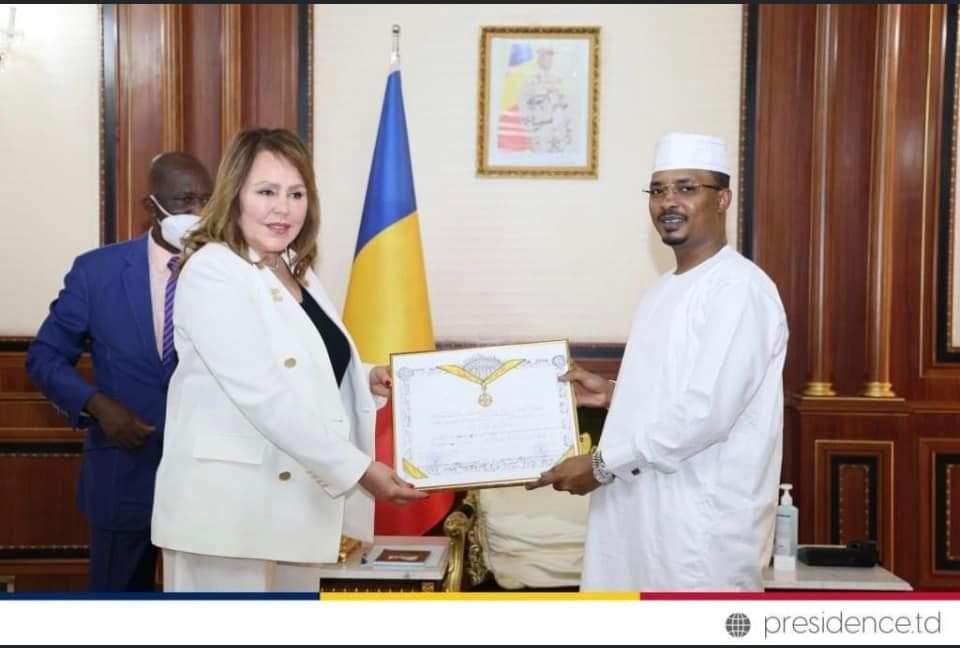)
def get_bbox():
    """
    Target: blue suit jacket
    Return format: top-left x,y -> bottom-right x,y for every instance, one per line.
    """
27,235 -> 173,530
